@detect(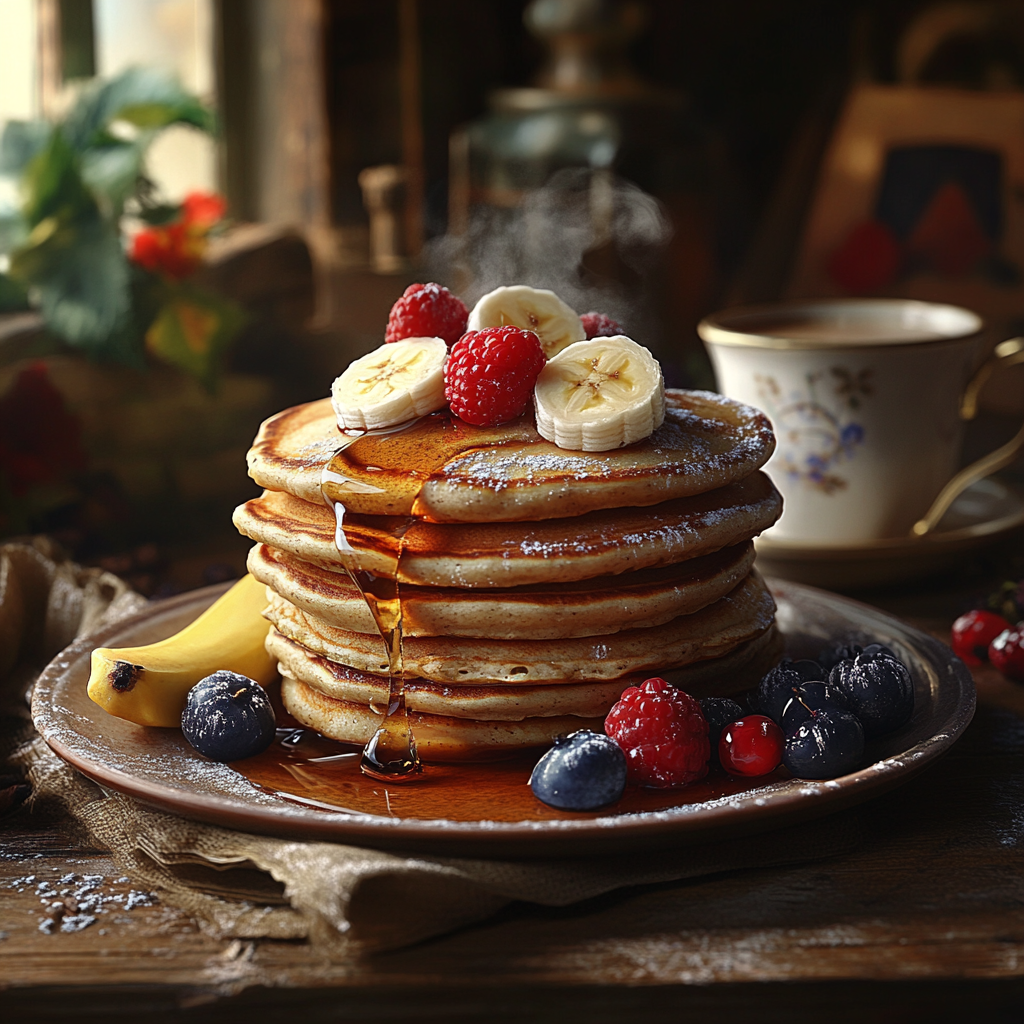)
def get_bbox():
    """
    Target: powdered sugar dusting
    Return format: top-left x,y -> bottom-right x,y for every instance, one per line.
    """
5,870 -> 157,935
